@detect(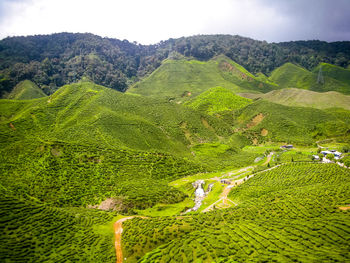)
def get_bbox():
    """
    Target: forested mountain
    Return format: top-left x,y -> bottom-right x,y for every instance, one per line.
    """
1,33 -> 349,97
